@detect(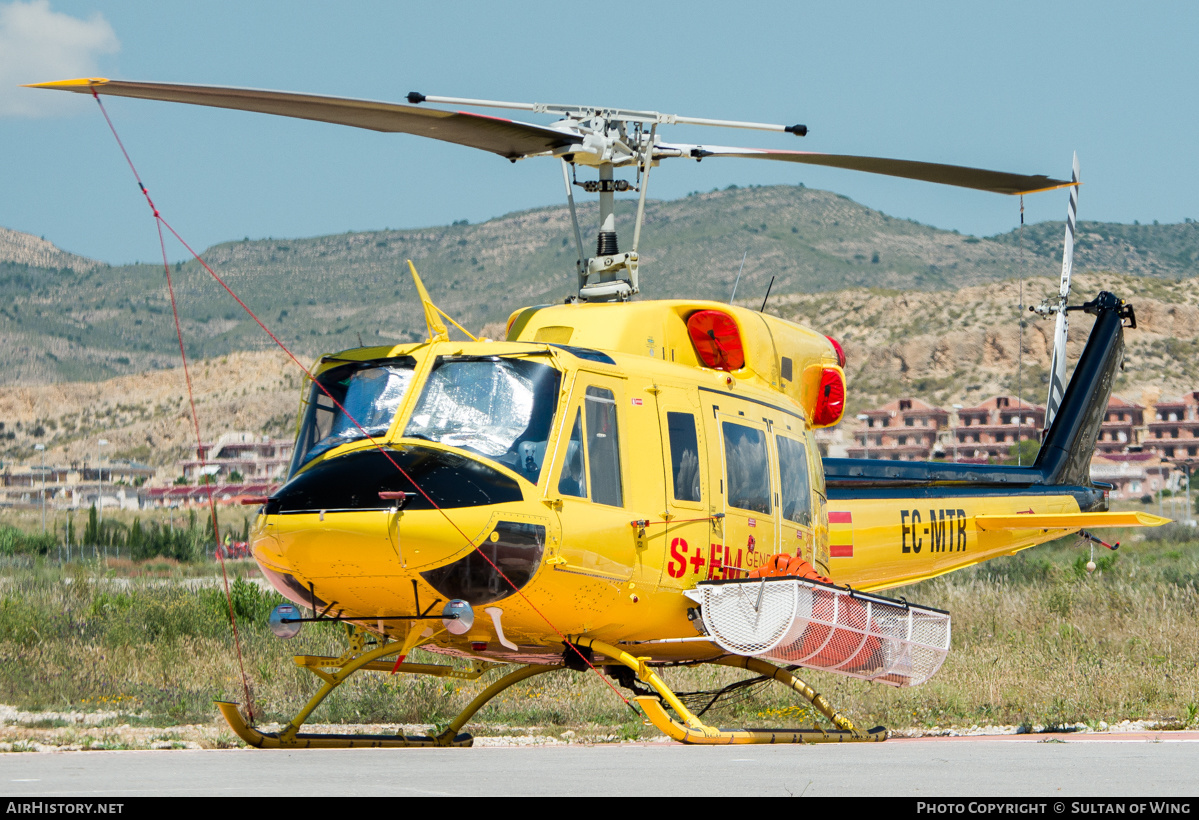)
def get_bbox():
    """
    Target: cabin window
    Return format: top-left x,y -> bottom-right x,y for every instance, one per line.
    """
722,422 -> 771,514
667,412 -> 702,502
290,358 -> 417,475
557,410 -> 587,498
776,435 -> 813,526
405,357 -> 561,483
585,386 -> 623,507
